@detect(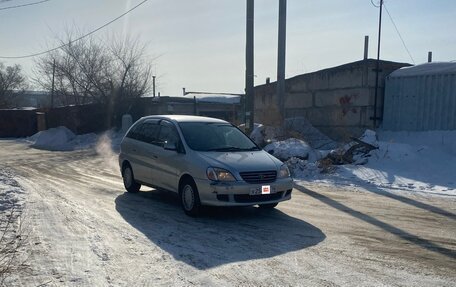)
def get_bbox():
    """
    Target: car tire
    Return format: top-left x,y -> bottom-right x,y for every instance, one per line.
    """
180,179 -> 201,217
122,164 -> 141,193
258,203 -> 278,209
